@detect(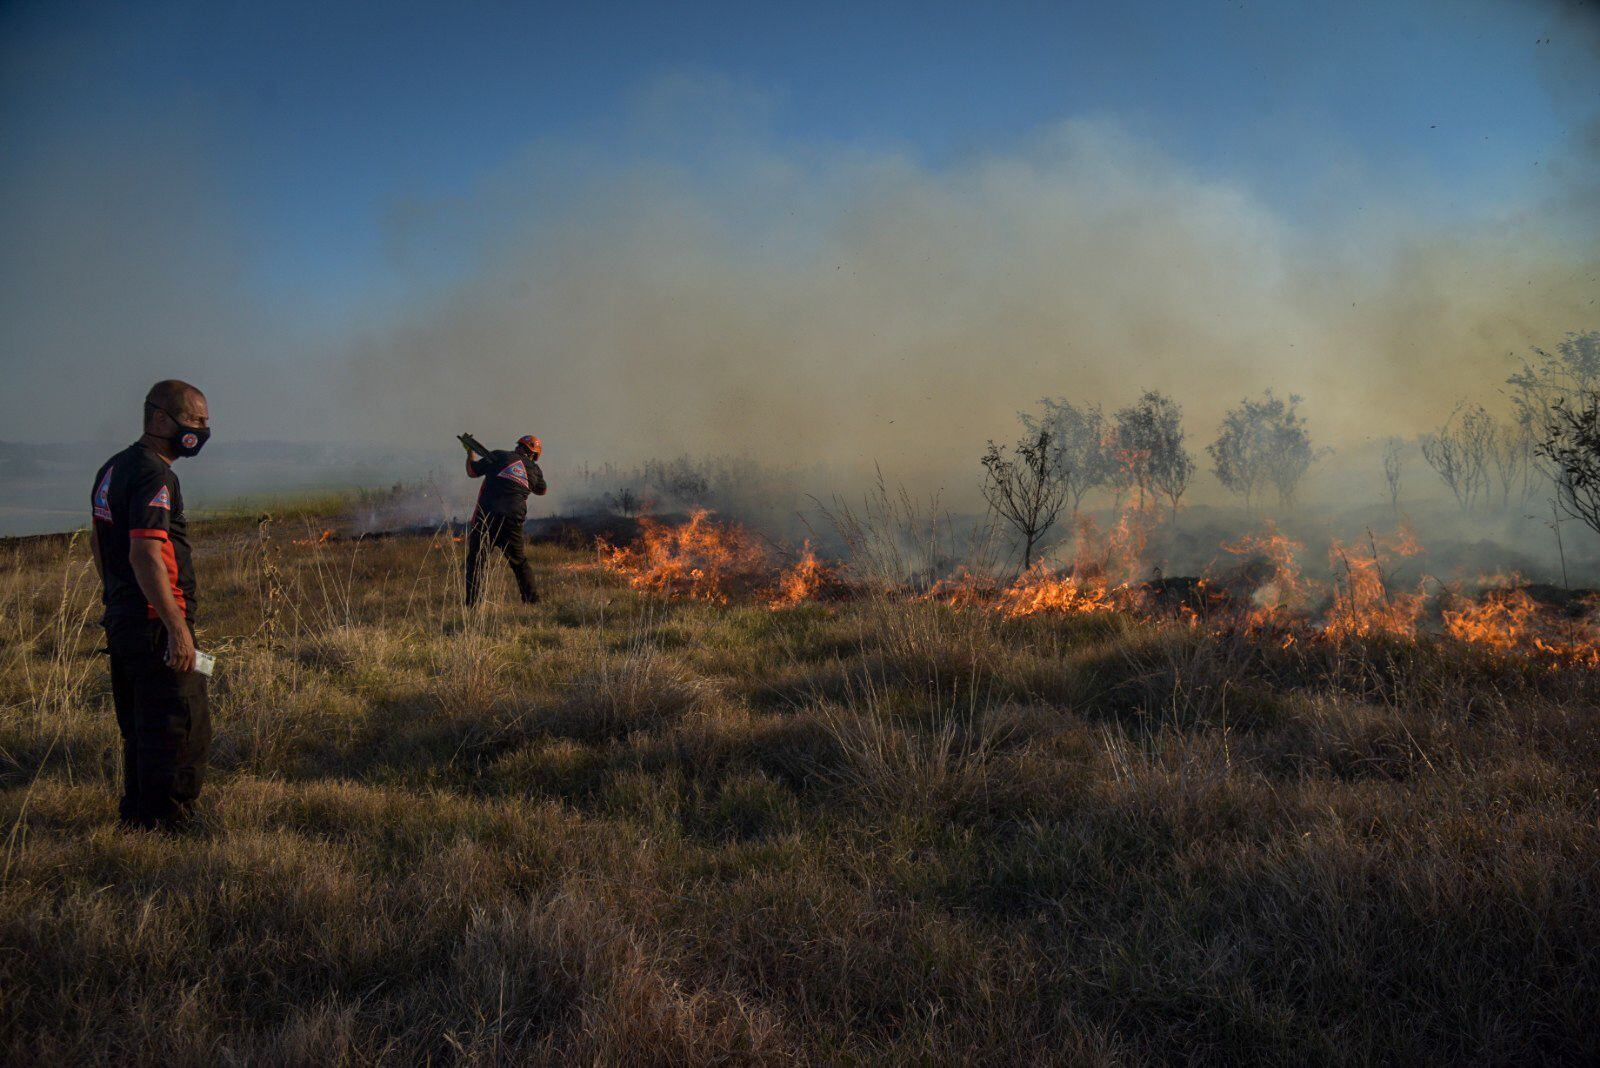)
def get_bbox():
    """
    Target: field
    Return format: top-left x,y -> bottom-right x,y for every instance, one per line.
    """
2,506 -> 1599,1065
